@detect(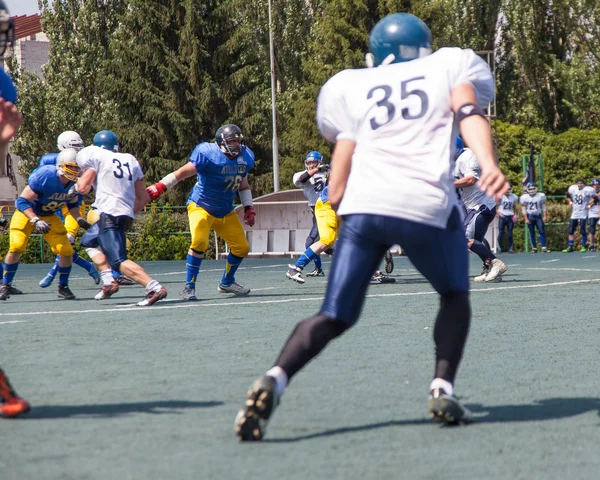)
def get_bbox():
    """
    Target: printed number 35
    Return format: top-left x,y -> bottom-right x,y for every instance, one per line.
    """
367,76 -> 429,130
